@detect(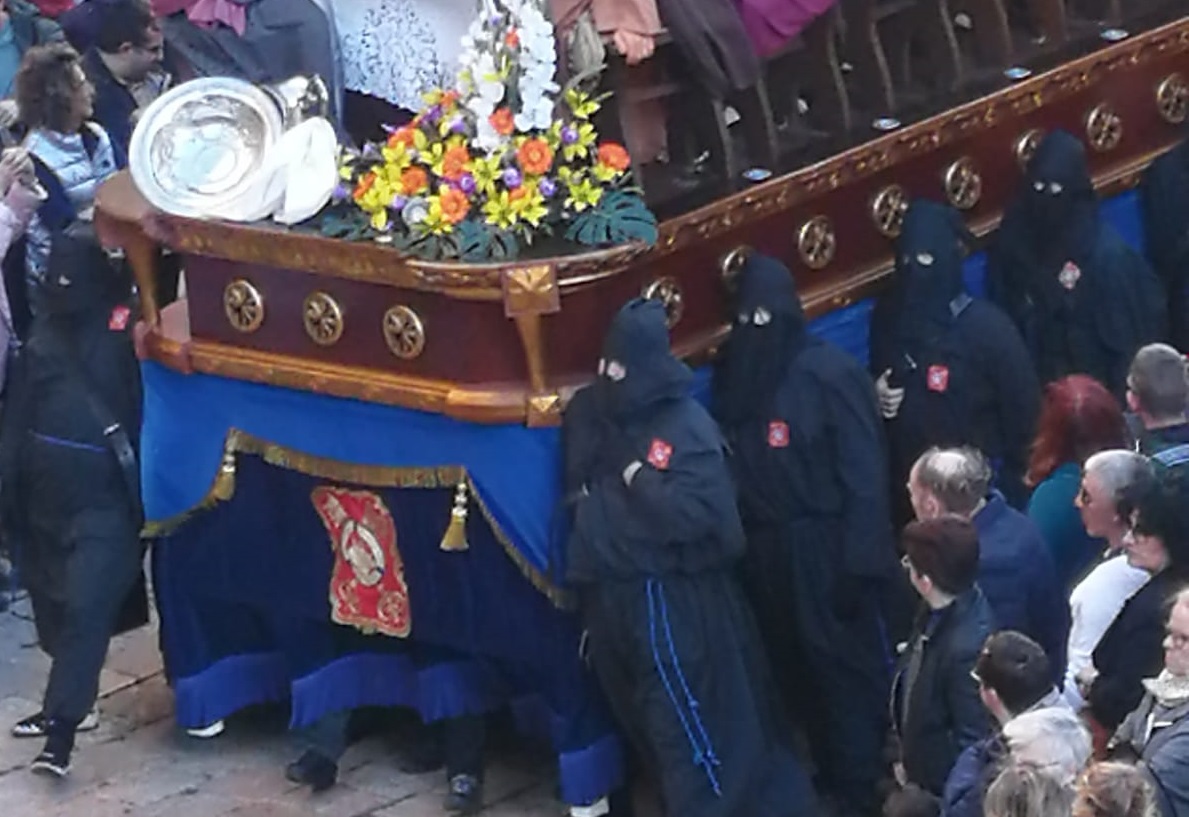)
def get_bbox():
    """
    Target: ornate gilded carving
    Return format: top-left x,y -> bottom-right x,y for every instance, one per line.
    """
1157,73 -> 1189,124
501,263 -> 560,317
223,278 -> 264,333
303,292 -> 345,346
382,305 -> 426,360
870,185 -> 909,238
943,158 -> 983,210
719,245 -> 753,290
641,277 -> 685,328
1014,129 -> 1045,169
797,216 -> 836,269
1085,103 -> 1123,151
